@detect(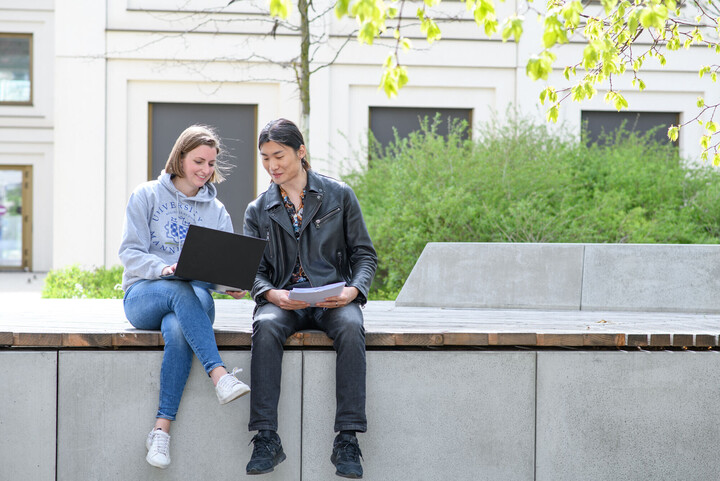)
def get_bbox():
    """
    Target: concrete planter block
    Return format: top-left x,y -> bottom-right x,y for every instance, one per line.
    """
582,244 -> 720,312
57,351 -> 301,481
0,351 -> 57,481
302,351 -> 536,481
536,351 -> 720,481
396,243 -> 584,309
